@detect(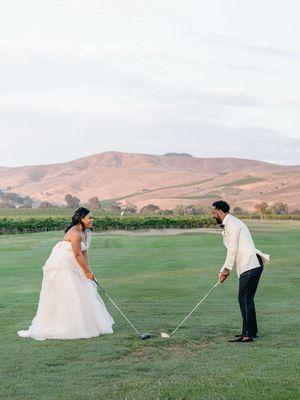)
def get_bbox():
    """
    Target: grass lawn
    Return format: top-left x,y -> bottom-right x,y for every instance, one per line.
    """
0,221 -> 299,400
